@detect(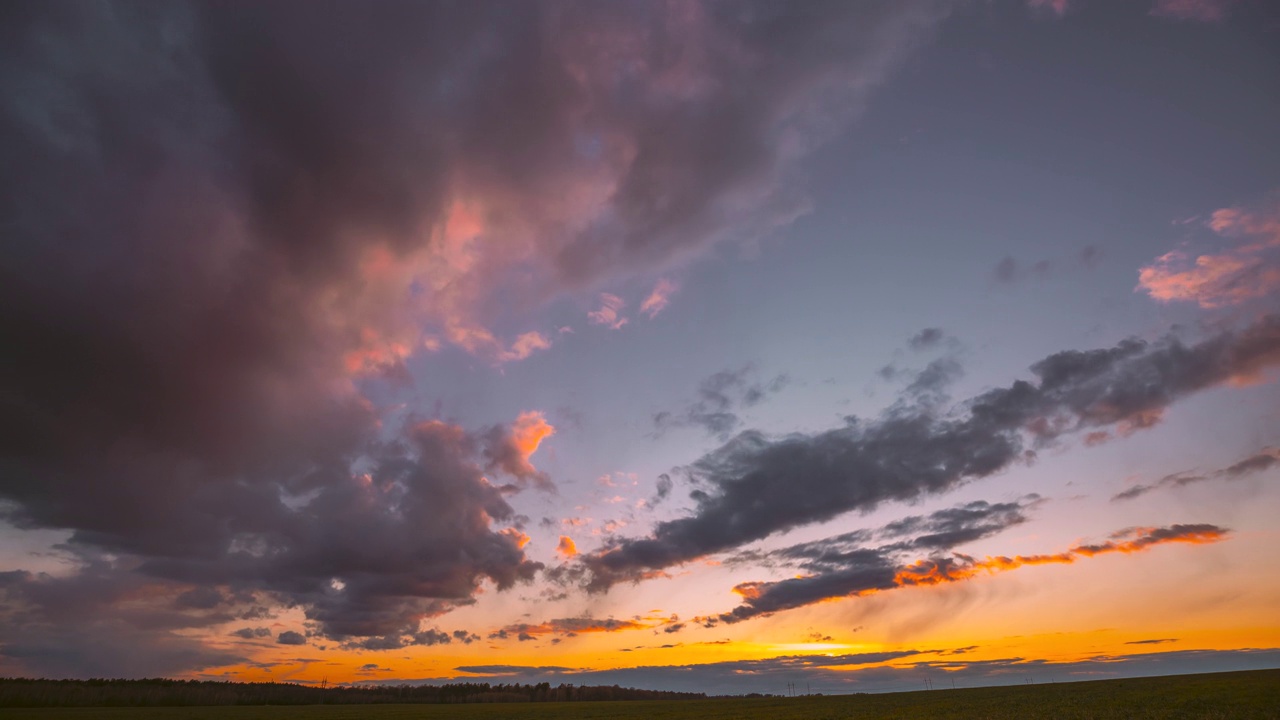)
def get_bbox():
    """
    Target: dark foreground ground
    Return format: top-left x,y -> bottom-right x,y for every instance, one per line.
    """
6,669 -> 1278,720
